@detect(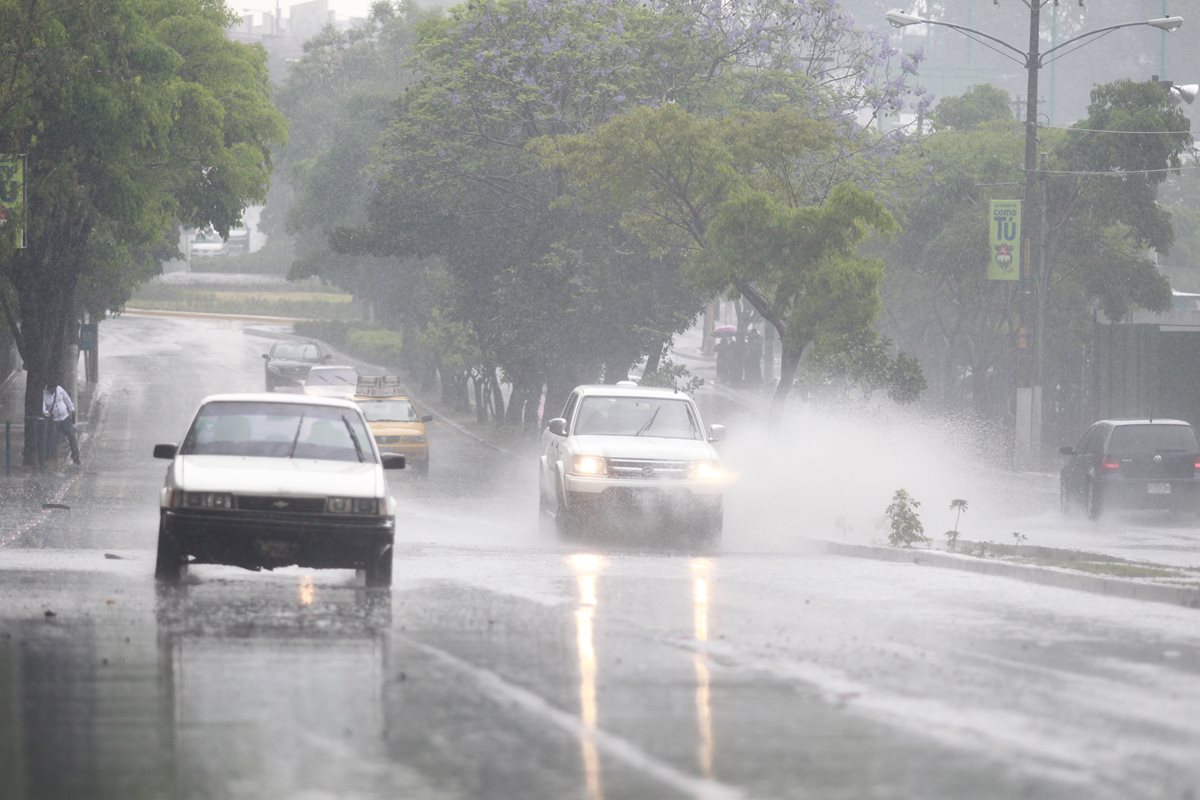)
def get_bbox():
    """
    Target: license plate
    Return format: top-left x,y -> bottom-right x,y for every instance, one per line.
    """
1147,483 -> 1171,495
257,540 -> 297,558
